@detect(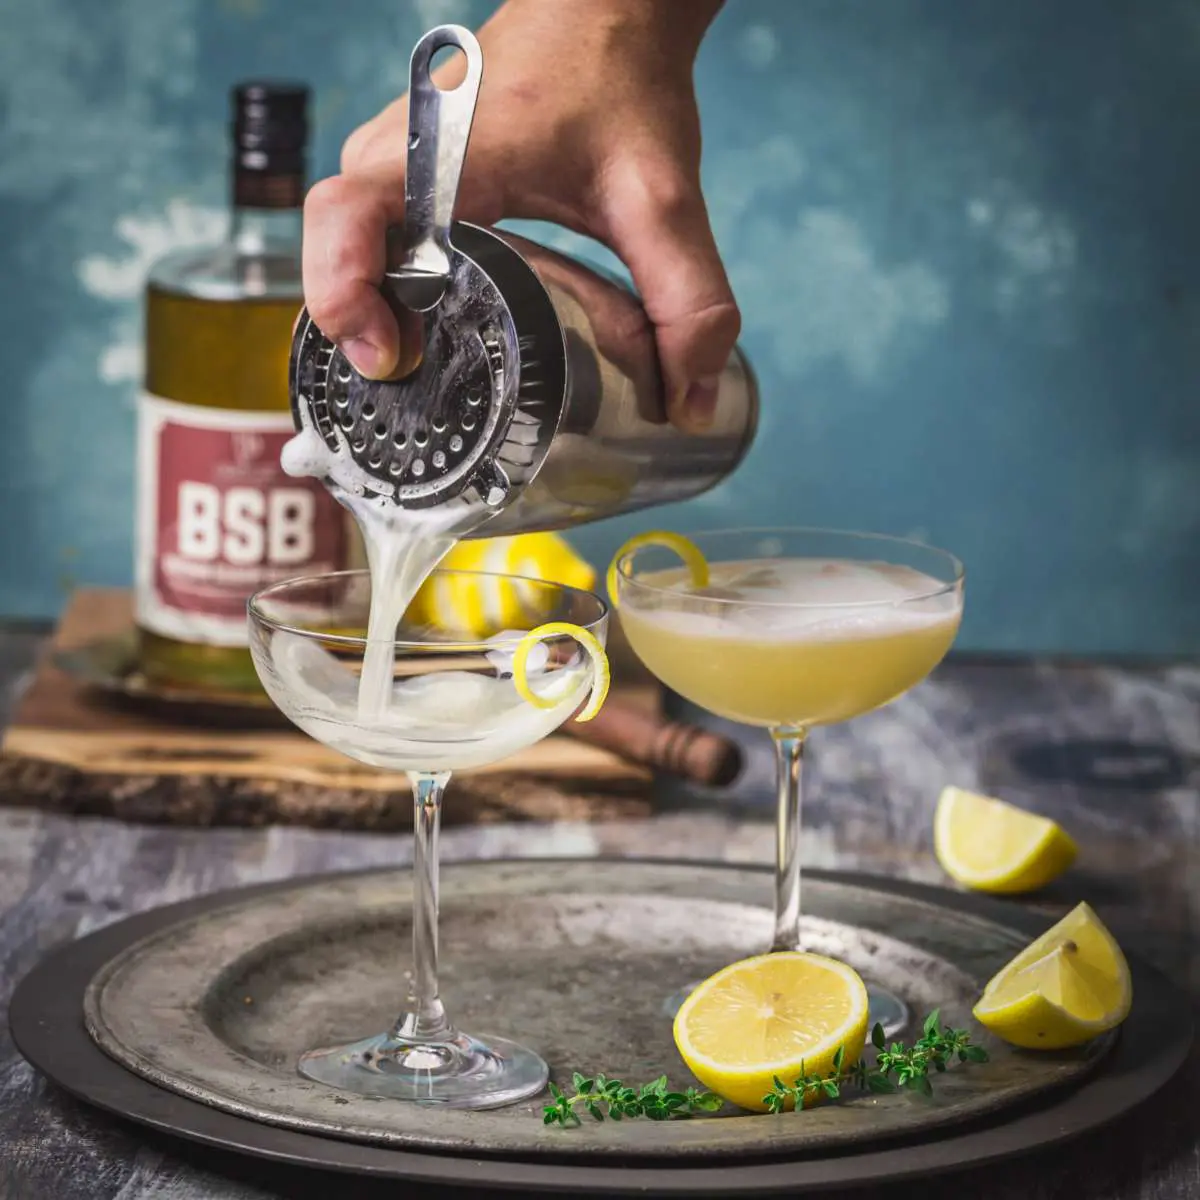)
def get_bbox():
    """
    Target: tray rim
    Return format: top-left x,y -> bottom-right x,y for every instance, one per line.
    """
9,859 -> 1194,1196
